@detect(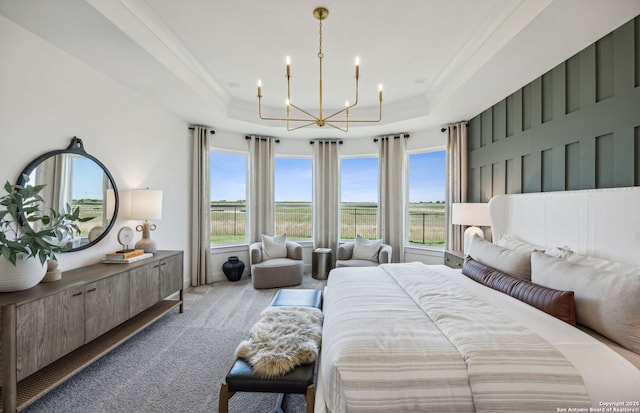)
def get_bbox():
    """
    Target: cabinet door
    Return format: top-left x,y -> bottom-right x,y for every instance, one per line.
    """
85,273 -> 130,342
16,287 -> 85,380
129,262 -> 160,317
159,253 -> 183,299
